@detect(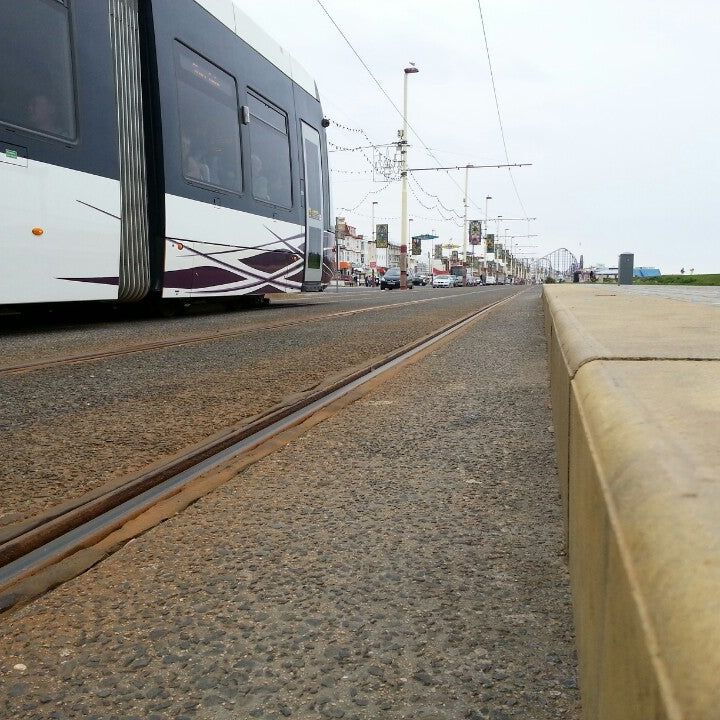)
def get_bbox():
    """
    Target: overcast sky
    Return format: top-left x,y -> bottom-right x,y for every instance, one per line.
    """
237,0 -> 720,272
